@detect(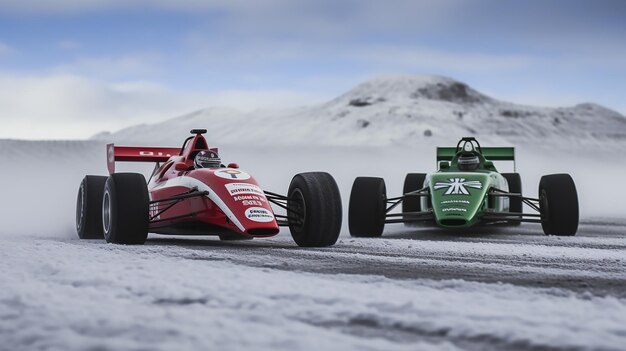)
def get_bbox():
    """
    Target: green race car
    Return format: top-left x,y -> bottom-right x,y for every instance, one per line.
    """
348,137 -> 579,237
